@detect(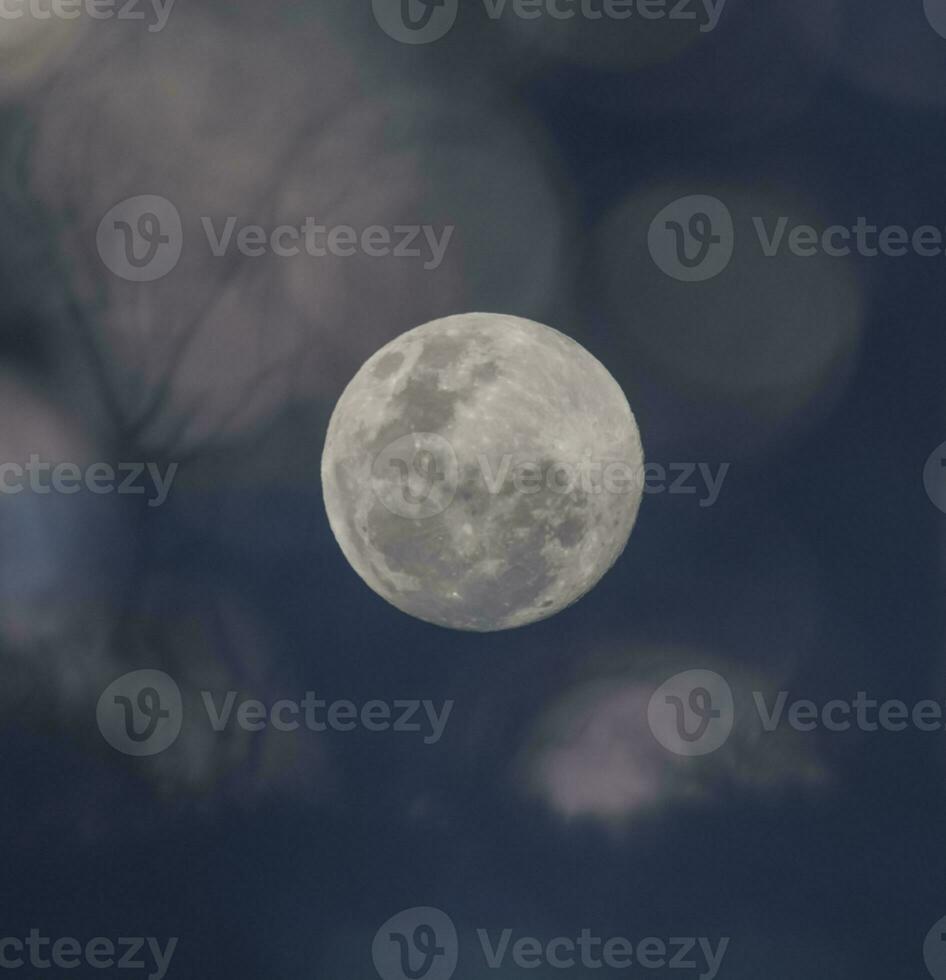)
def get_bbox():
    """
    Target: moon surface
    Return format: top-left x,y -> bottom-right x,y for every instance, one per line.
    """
321,313 -> 644,632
